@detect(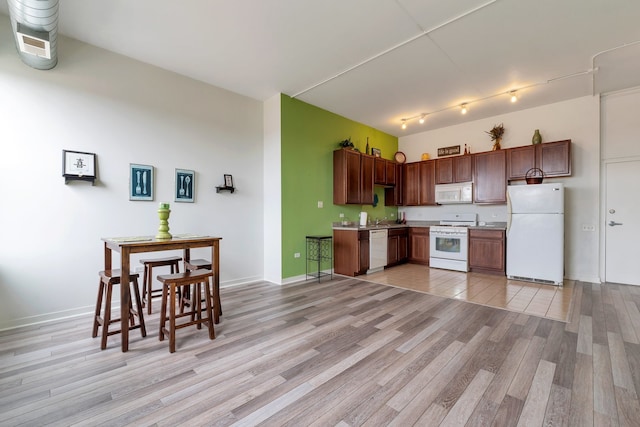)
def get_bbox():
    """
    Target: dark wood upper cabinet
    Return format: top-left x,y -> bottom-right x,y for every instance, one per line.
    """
473,150 -> 507,204
385,163 -> 403,206
436,155 -> 473,184
374,157 -> 386,184
385,160 -> 396,185
403,162 -> 421,206
419,160 -> 436,205
333,149 -> 361,205
360,154 -> 375,205
507,140 -> 571,181
333,149 -> 374,205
